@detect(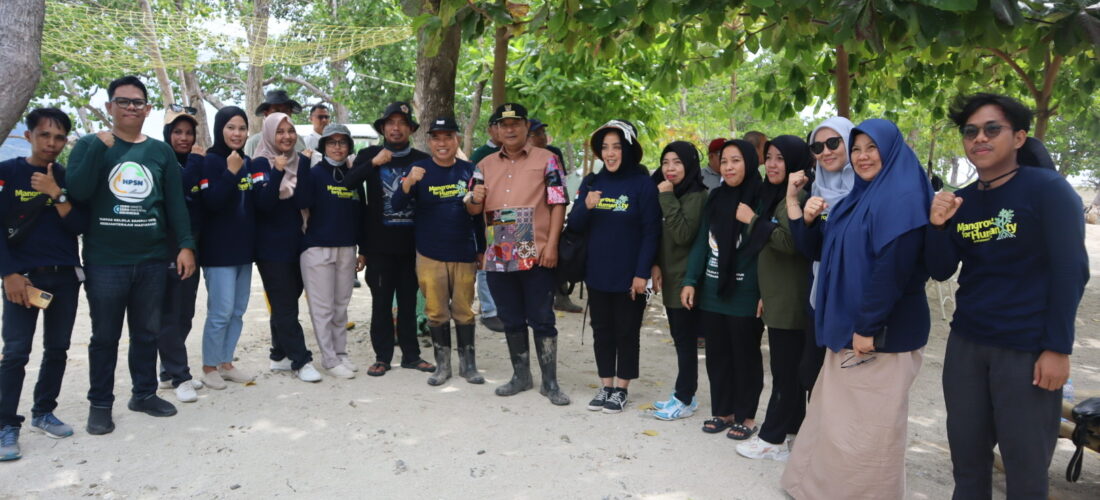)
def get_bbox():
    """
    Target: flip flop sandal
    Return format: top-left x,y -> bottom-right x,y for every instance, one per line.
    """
702,417 -> 732,434
401,359 -> 436,373
726,423 -> 758,441
367,362 -> 391,377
